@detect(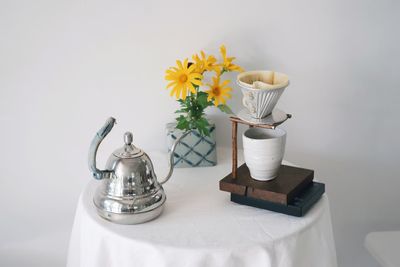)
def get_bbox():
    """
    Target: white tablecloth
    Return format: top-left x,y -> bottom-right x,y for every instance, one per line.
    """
67,149 -> 337,267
